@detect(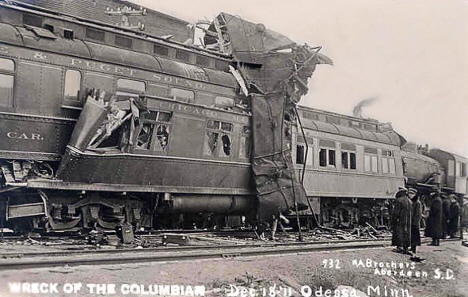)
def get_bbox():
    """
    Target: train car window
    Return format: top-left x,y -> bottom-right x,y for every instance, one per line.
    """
382,157 -> 389,174
170,88 -> 194,103
448,160 -> 454,176
86,28 -> 105,42
115,35 -> 133,49
350,153 -> 356,169
220,122 -> 233,132
64,29 -> 74,40
176,50 -> 190,62
0,74 -> 14,107
116,79 -> 146,98
196,55 -> 210,67
319,148 -> 335,167
154,44 -> 169,56
296,144 -> 305,165
205,119 -> 233,157
462,163 -> 467,177
137,123 -> 154,149
23,14 -> 43,27
136,111 -> 172,151
342,152 -> 349,169
329,150 -> 336,166
456,162 -> 461,177
0,58 -> 15,72
64,70 -> 81,101
239,125 -> 251,159
371,156 -> 378,172
364,155 -> 371,172
215,59 -> 229,71
44,24 -> 54,33
319,149 -> 327,167
389,158 -> 396,175
302,110 -> 319,120
0,58 -> 15,107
